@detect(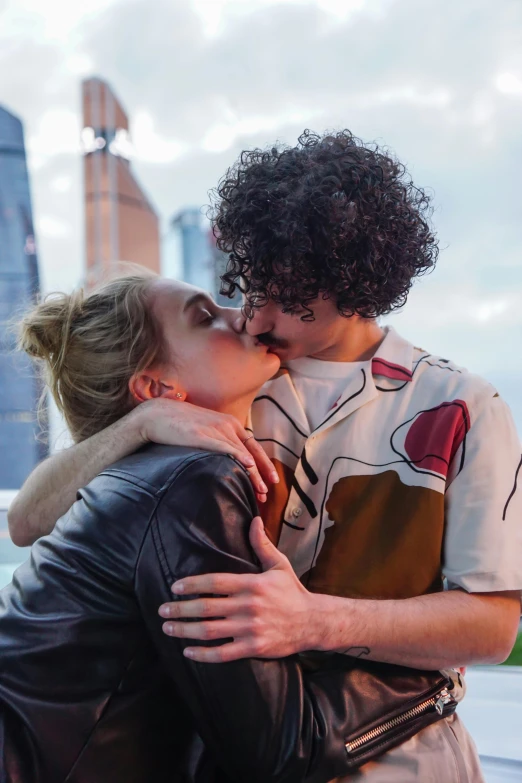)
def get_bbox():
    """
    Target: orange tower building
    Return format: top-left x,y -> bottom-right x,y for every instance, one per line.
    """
81,78 -> 160,288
